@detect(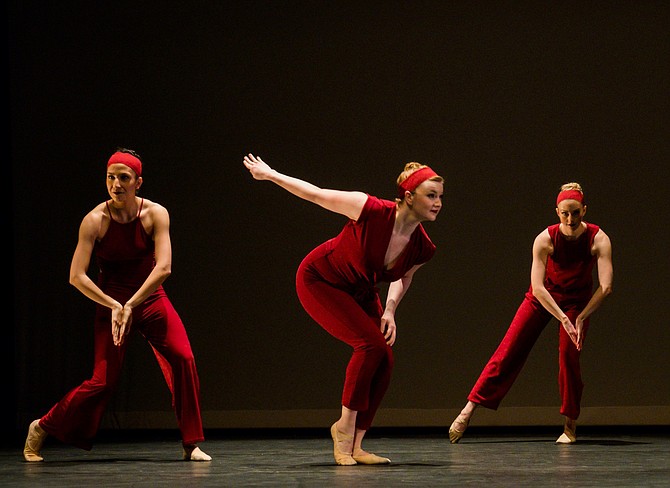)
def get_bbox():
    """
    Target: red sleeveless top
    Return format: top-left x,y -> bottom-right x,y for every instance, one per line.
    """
94,199 -> 161,302
527,222 -> 599,303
